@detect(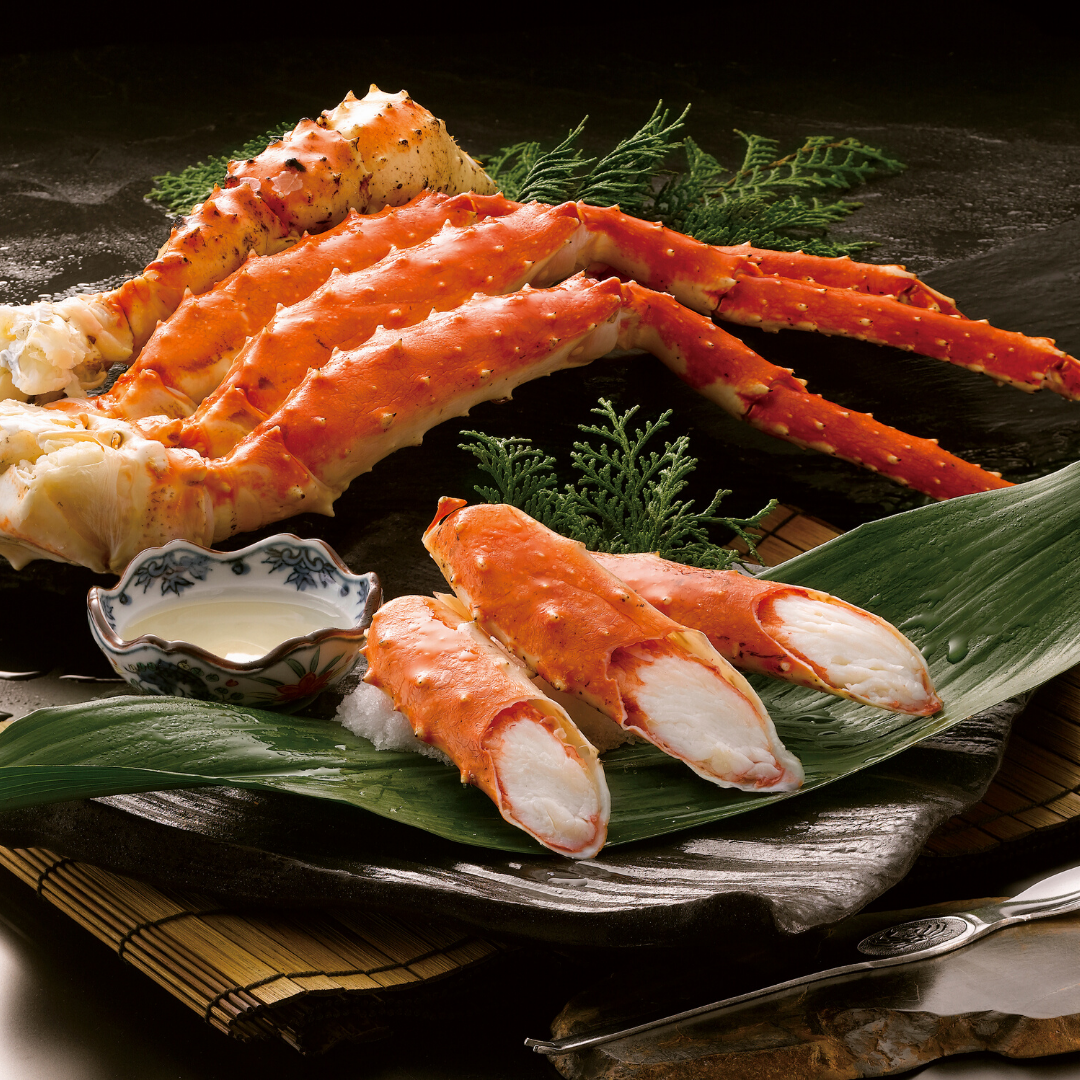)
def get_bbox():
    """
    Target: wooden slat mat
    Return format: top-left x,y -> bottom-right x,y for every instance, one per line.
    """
736,504 -> 1080,859
0,845 -> 505,1052
727,502 -> 844,566
924,669 -> 1080,856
